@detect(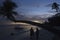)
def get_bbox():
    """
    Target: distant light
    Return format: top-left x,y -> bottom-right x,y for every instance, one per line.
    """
33,21 -> 39,22
11,22 -> 31,25
32,20 -> 42,23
